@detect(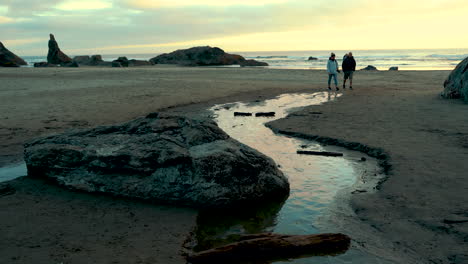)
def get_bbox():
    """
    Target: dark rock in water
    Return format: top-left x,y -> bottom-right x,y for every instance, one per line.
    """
0,41 -> 27,67
389,66 -> 399,71
113,56 -> 129,67
111,61 -> 122,67
361,65 -> 378,71
34,62 -> 58,67
240,59 -> 268,67
308,56 -> 318,60
47,34 -> 72,65
24,113 -> 289,208
149,46 -> 248,66
442,56 -> 468,100
255,112 -> 275,117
